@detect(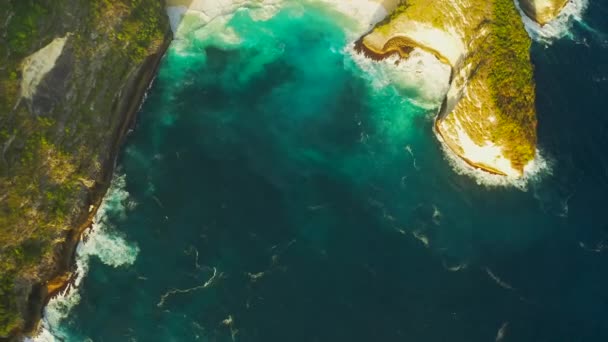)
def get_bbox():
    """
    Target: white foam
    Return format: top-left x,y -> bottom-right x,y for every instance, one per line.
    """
314,0 -> 393,34
441,116 -> 522,177
437,127 -> 552,190
169,12 -> 244,58
515,0 -> 589,44
166,0 -> 284,39
168,1 -> 287,56
496,322 -> 510,342
346,45 -> 451,109
191,15 -> 242,47
32,174 -> 139,341
248,3 -> 282,21
167,0 -> 397,43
